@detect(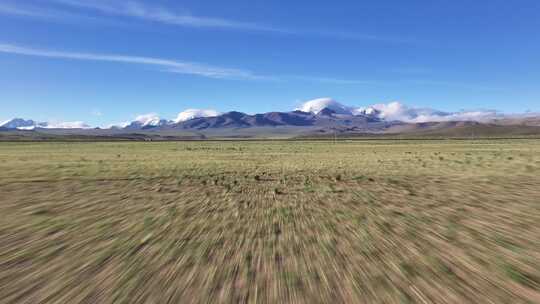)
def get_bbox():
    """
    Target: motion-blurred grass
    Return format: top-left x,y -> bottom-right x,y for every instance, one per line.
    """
0,140 -> 539,303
